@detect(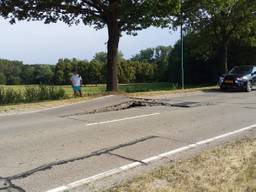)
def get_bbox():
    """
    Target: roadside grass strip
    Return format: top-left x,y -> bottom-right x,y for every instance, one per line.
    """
46,124 -> 256,192
105,137 -> 256,192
